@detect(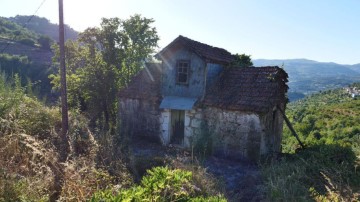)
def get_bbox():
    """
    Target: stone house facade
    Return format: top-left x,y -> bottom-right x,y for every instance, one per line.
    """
119,35 -> 288,161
